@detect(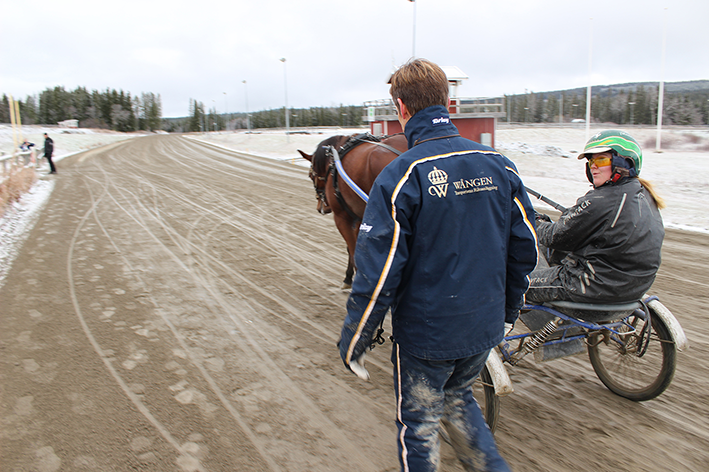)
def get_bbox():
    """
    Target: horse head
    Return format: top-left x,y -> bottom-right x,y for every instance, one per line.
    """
298,135 -> 347,215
